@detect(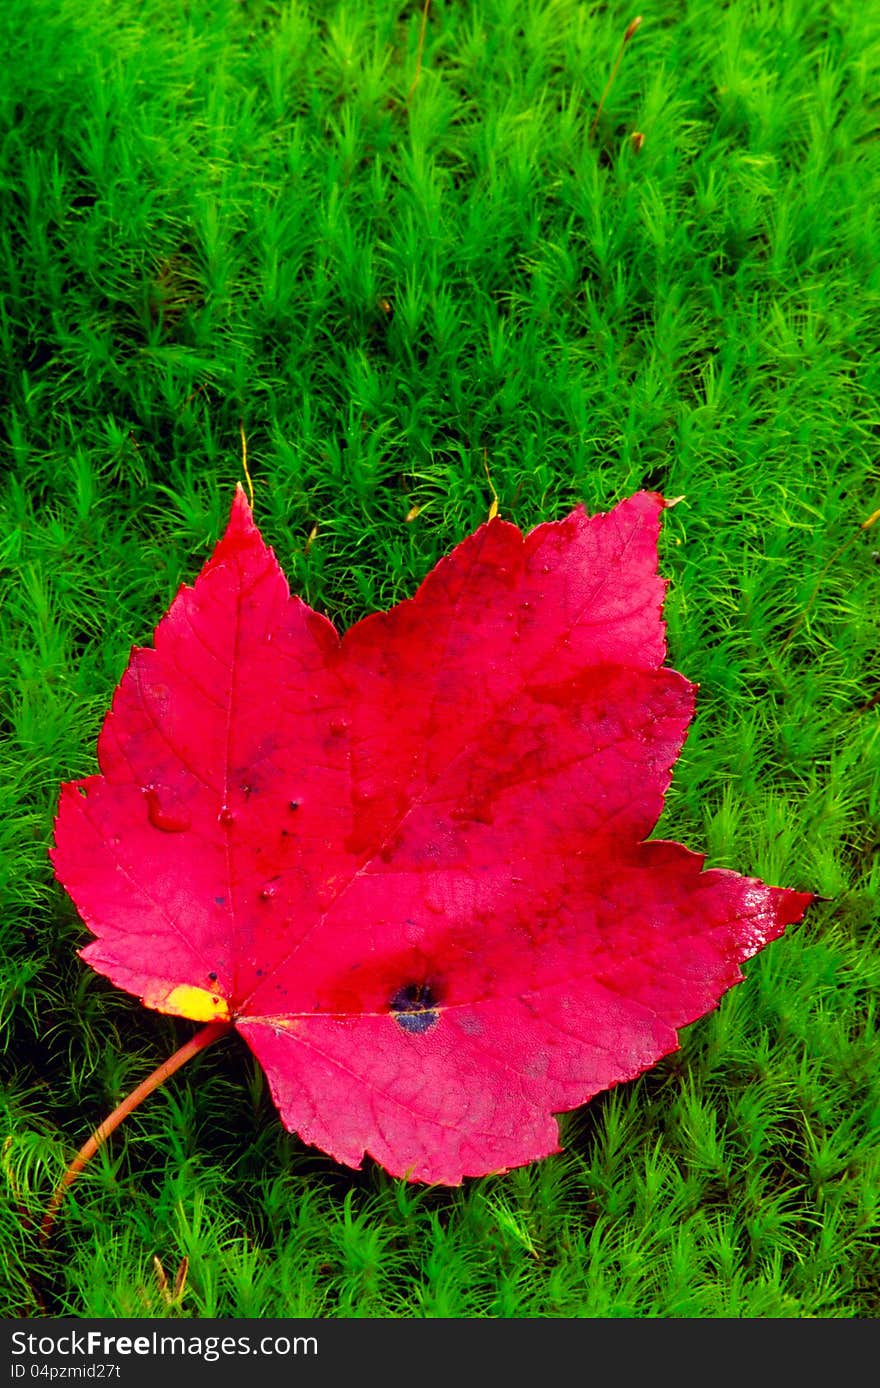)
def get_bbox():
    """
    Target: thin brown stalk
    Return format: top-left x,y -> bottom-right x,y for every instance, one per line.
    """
782,506 -> 880,650
589,15 -> 642,142
482,448 -> 499,521
240,422 -> 255,509
40,1021 -> 232,1244
406,0 -> 431,104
